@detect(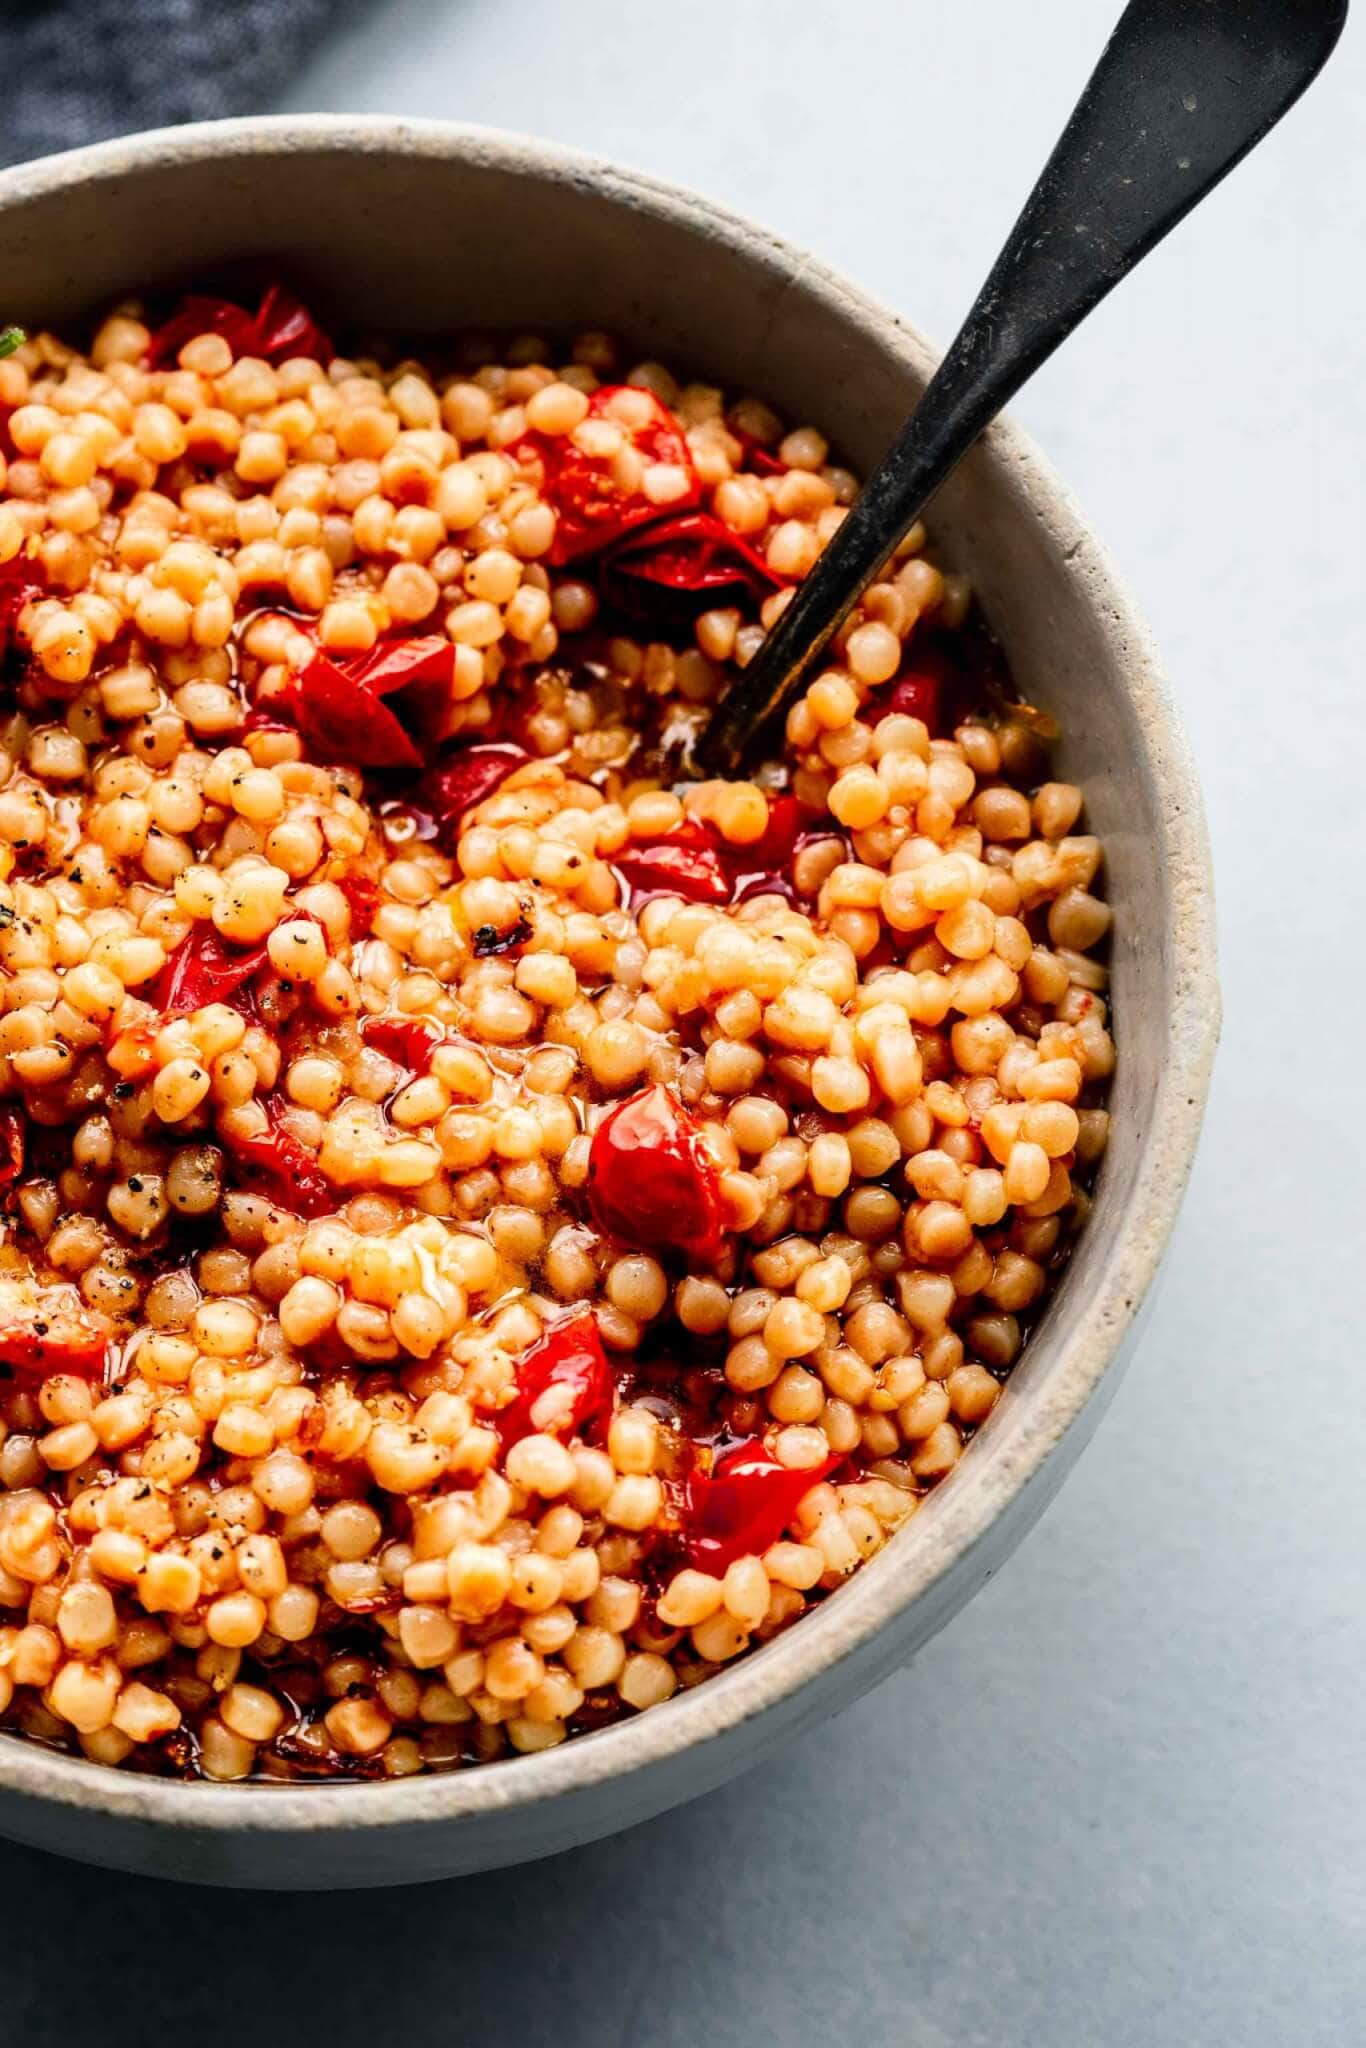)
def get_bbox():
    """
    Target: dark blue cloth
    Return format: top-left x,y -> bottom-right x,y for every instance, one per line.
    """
0,0 -> 357,167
